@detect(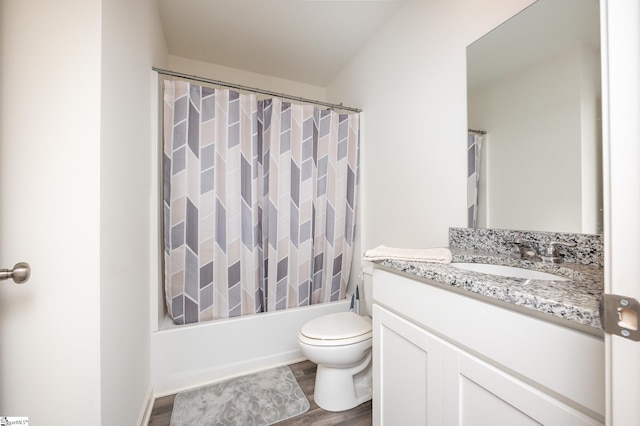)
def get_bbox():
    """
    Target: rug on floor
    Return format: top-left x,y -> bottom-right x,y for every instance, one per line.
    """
170,365 -> 310,426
